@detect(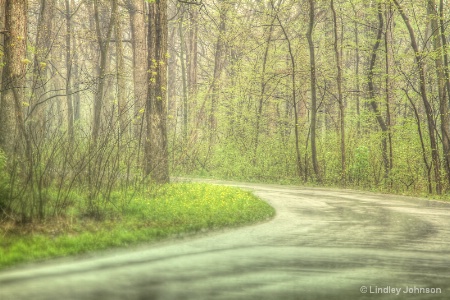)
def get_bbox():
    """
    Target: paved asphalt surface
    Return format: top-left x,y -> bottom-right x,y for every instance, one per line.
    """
1,180 -> 450,300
